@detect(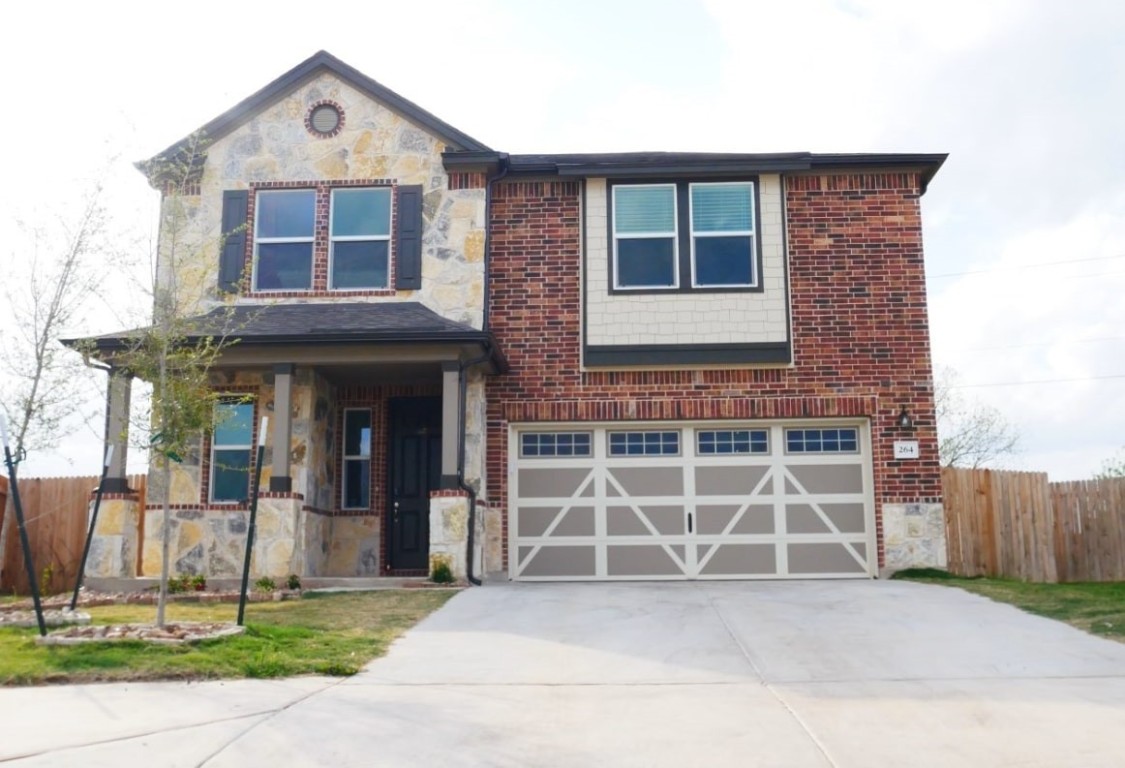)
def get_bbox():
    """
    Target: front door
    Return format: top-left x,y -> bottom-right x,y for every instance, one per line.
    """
388,397 -> 442,572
